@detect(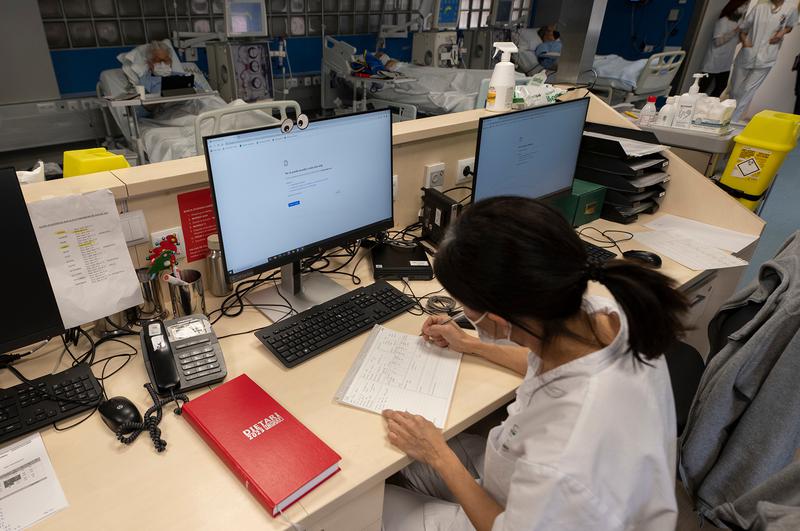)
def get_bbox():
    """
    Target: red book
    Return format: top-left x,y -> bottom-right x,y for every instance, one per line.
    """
182,374 -> 341,516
